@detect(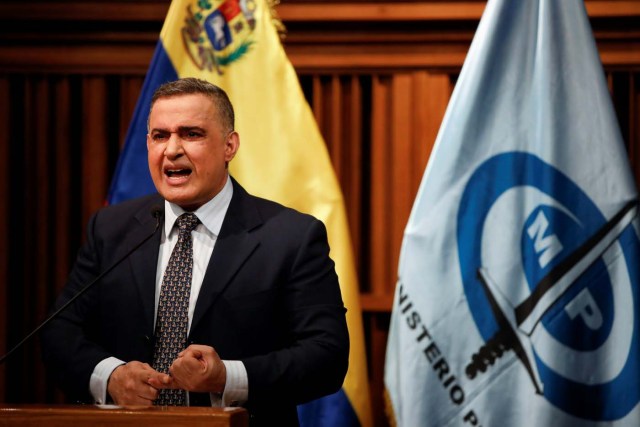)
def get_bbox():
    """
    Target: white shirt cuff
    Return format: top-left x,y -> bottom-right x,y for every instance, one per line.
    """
210,360 -> 248,407
89,357 -> 126,404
